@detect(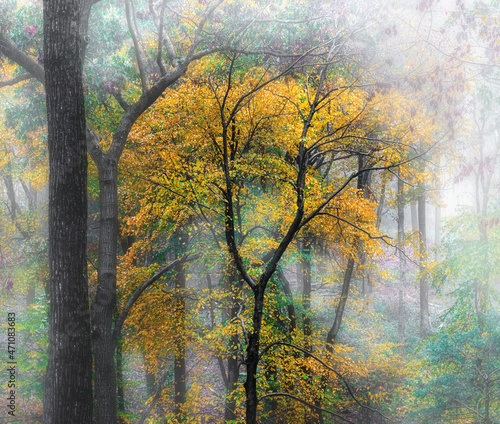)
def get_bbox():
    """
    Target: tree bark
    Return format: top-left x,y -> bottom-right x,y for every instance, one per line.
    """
301,239 -> 313,354
418,193 -> 430,337
326,257 -> 355,349
397,176 -> 405,356
42,0 -> 93,421
410,202 -> 418,231
375,177 -> 386,230
116,338 -> 126,423
244,285 -> 266,424
224,261 -> 243,423
326,155 -> 368,349
300,238 -> 320,424
173,229 -> 189,420
92,158 -> 119,424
